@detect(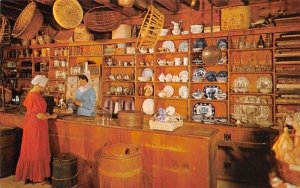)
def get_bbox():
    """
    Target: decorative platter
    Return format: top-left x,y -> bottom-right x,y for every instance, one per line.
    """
203,85 -> 220,98
193,103 -> 215,118
163,85 -> 174,97
144,84 -> 153,97
193,67 -> 206,78
179,85 -> 189,99
142,99 -> 154,115
142,68 -> 154,78
232,76 -> 250,93
178,40 -> 189,52
162,40 -> 175,51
